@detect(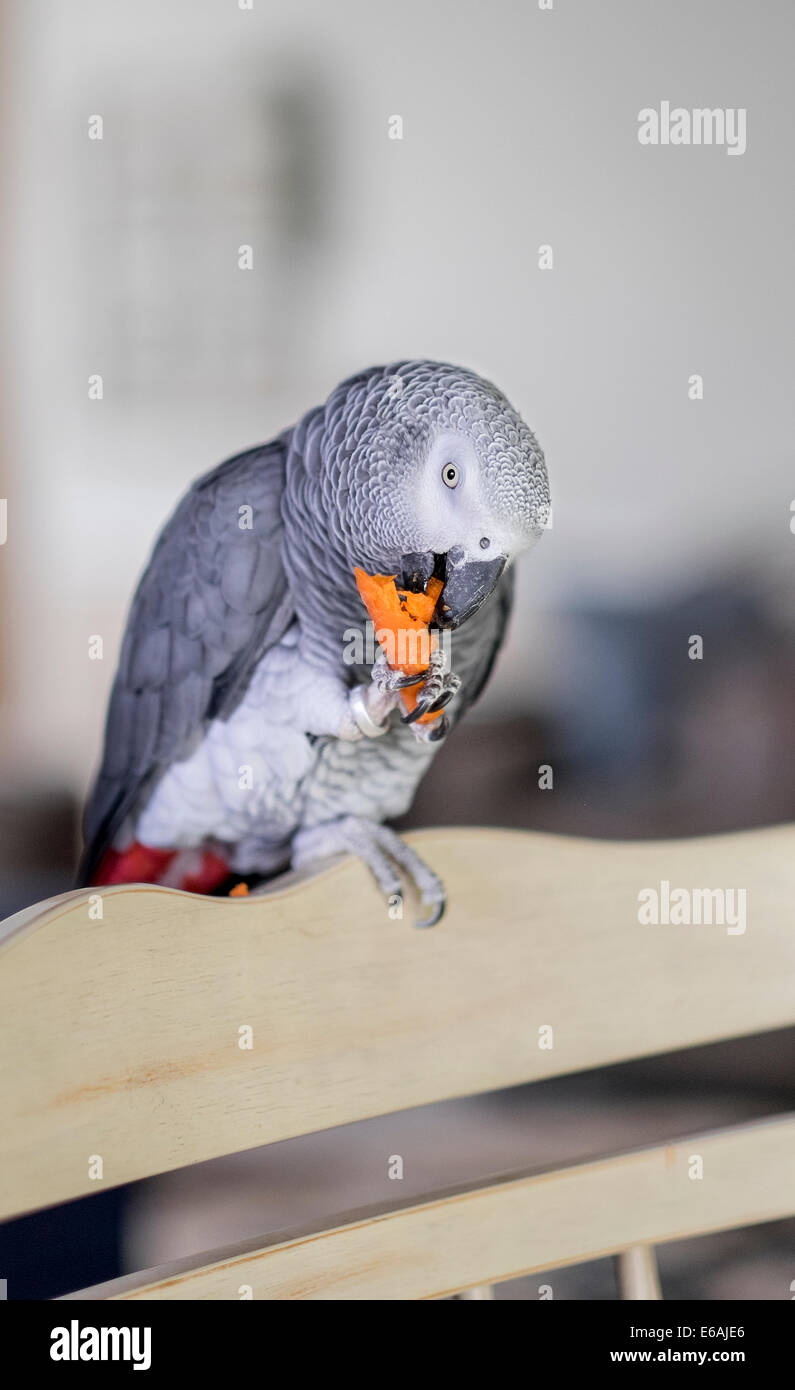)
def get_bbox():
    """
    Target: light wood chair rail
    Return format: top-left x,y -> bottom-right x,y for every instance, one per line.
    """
1,825 -> 793,1299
